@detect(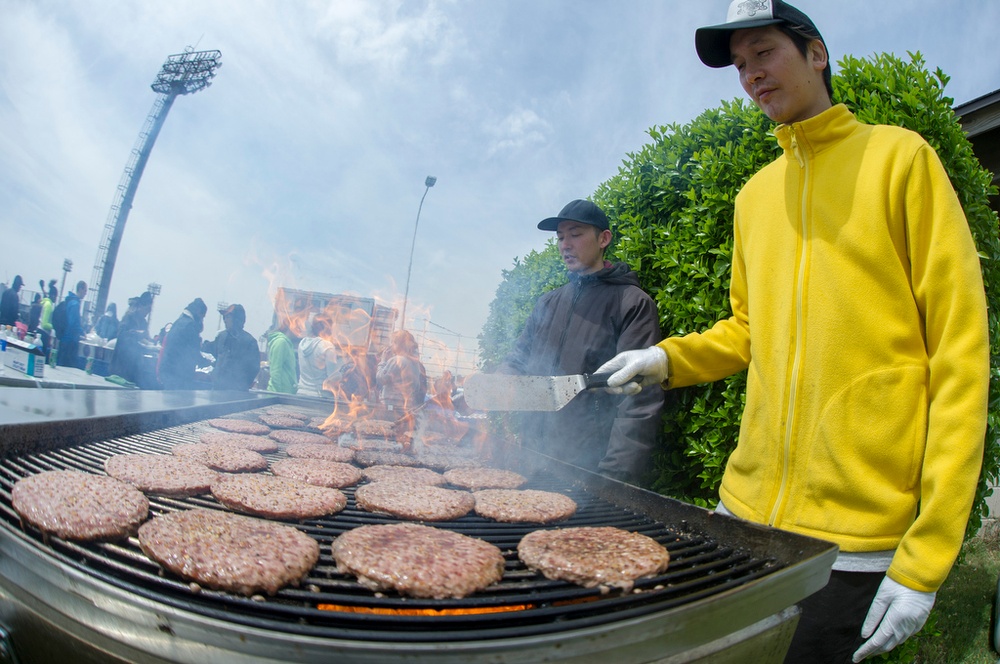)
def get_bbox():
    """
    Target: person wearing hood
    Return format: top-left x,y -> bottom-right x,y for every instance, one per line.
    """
496,200 -> 665,482
109,292 -> 153,385
297,314 -> 347,398
203,304 -> 261,391
56,280 -> 87,367
0,275 -> 23,326
158,298 -> 208,390
94,302 -> 119,341
266,317 -> 297,394
376,329 -> 427,410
